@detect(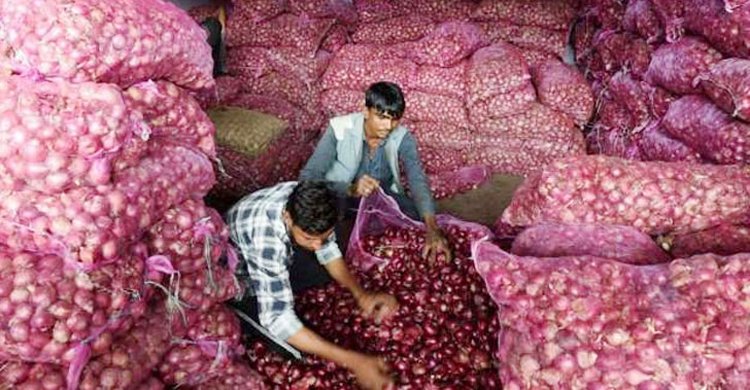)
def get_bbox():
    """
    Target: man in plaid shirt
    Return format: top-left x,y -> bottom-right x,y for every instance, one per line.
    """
227,181 -> 397,390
